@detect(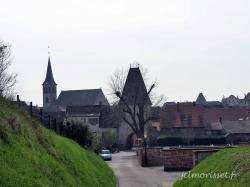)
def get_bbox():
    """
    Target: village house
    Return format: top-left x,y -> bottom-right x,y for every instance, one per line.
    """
65,105 -> 118,143
145,93 -> 250,145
